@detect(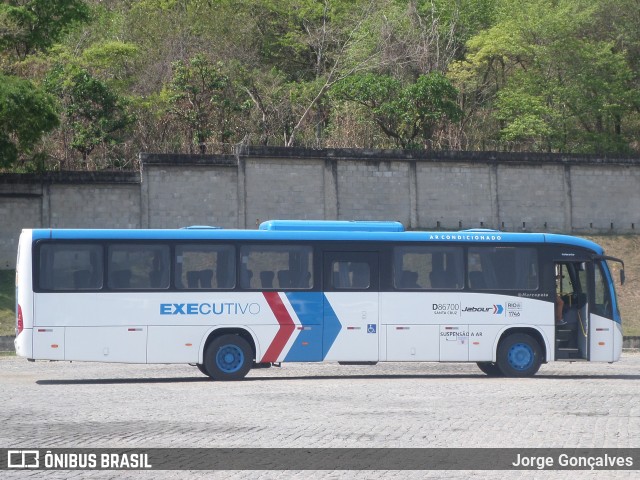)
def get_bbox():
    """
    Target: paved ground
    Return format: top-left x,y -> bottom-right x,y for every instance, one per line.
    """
1,353 -> 639,479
